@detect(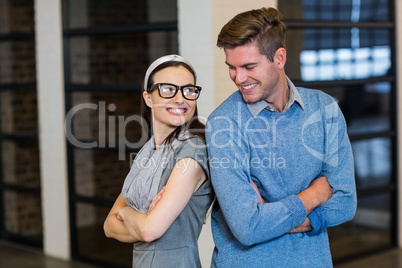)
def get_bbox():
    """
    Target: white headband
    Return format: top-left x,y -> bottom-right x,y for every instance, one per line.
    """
143,54 -> 196,91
